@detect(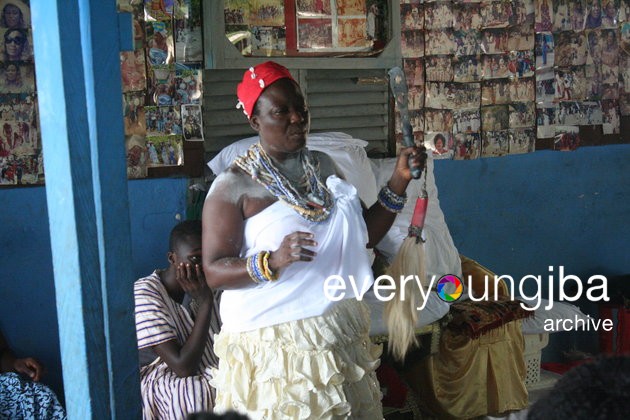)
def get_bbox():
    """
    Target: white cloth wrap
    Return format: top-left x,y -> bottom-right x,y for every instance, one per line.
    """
219,175 -> 375,333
